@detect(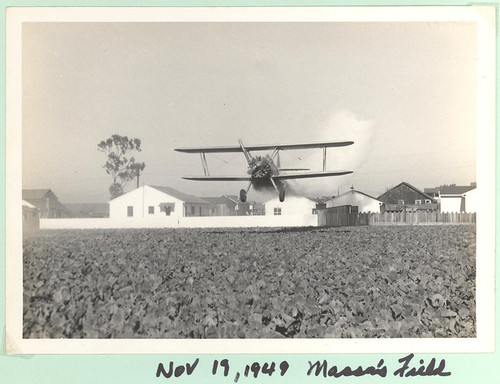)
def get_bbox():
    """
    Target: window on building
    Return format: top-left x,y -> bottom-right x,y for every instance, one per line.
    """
415,200 -> 422,205
127,206 -> 133,217
191,206 -> 195,215
397,199 -> 404,205
148,206 -> 154,214
274,207 -> 282,215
